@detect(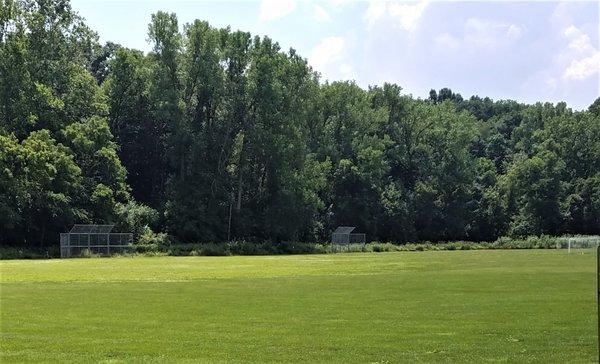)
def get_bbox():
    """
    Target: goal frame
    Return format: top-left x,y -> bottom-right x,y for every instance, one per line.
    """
567,236 -> 600,253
